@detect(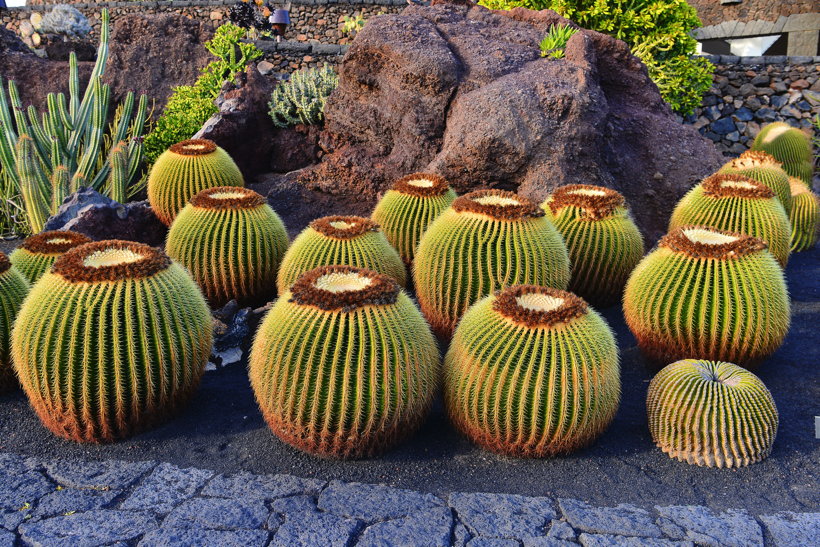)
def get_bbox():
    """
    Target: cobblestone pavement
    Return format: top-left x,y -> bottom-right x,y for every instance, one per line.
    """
1,452 -> 817,547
